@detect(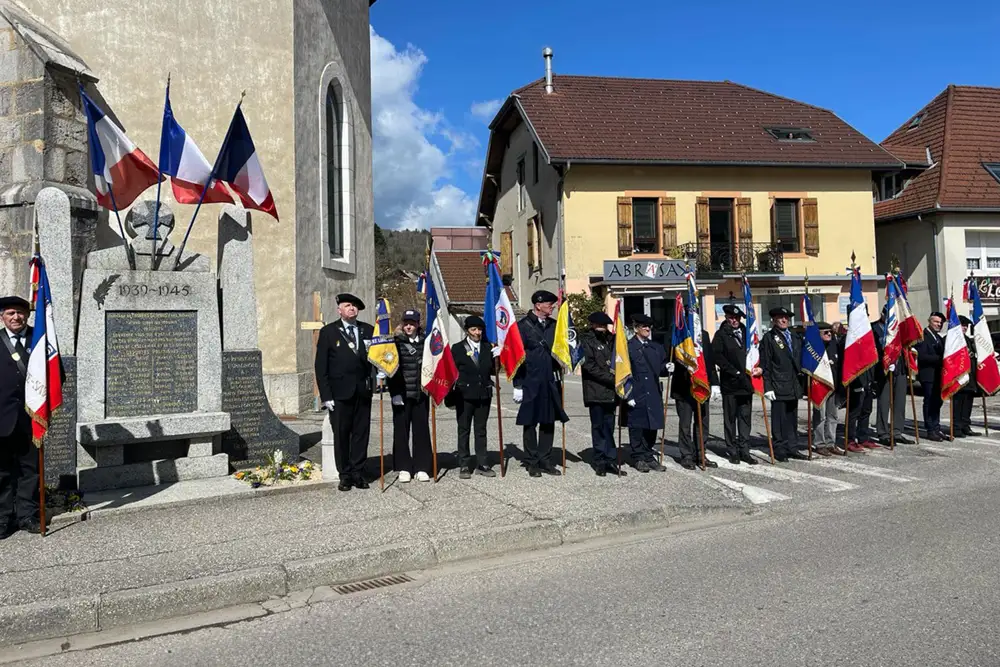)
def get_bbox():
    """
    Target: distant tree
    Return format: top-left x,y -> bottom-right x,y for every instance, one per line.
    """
565,291 -> 605,327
